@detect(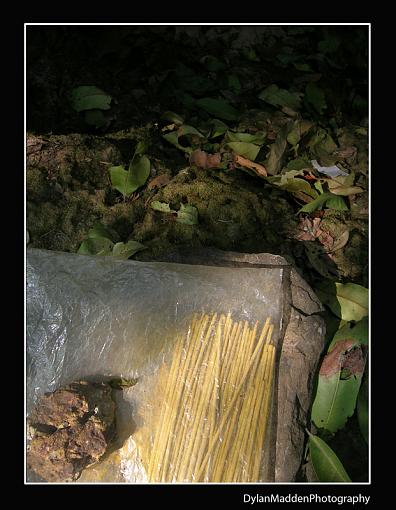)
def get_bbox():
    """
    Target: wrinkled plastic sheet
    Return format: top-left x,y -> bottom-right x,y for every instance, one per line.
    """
26,249 -> 285,483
